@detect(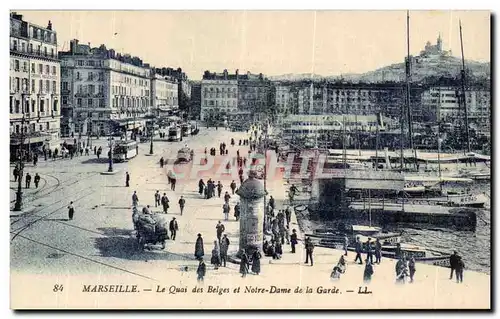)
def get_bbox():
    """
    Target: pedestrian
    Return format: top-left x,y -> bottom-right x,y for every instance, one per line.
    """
25,172 -> 31,188
375,238 -> 382,264
79,148 -> 83,156
365,238 -> 374,264
220,234 -> 230,267
284,225 -> 290,245
217,181 -> 223,198
408,257 -> 416,283
169,217 -> 179,240
132,191 -> 139,207
13,166 -> 19,182
224,191 -> 231,204
284,206 -> 292,227
449,251 -> 459,280
198,179 -> 205,195
43,149 -> 48,161
93,146 -> 97,155
161,193 -> 169,213
290,229 -> 298,253
33,154 -> 38,166
178,196 -> 186,216
34,173 -> 40,188
216,221 -> 225,243
230,180 -> 237,195
343,235 -> 349,256
363,259 -> 374,283
194,233 -> 204,260
125,172 -> 130,187
67,201 -> 75,220
354,237 -> 363,264
269,196 -> 275,211
197,258 -> 206,282
234,202 -> 241,221
396,256 -> 408,284
160,157 -> 164,168
154,190 -> 161,207
223,203 -> 230,221
211,241 -> 221,270
239,249 -> 249,278
304,237 -> 314,266
251,249 -> 262,275
85,147 -> 89,156
455,256 -> 465,283
274,240 -> 283,259
170,176 -> 176,191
